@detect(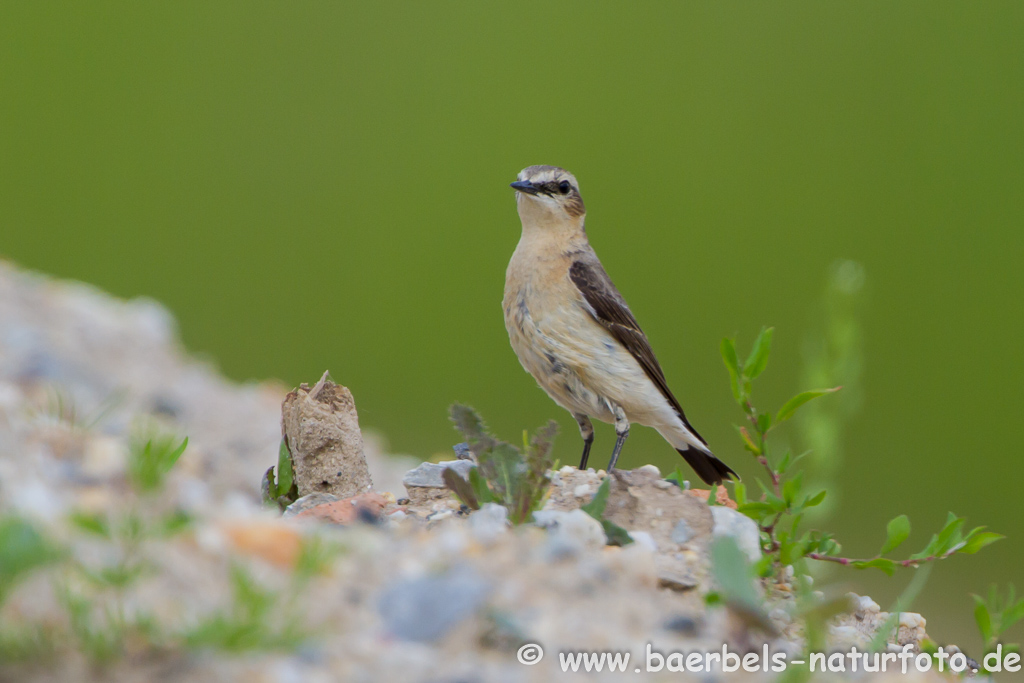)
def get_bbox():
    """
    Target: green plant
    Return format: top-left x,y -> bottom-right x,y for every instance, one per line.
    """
182,535 -> 338,654
973,584 -> 1024,659
127,431 -> 187,493
580,477 -> 632,546
183,565 -> 308,652
262,439 -> 299,511
0,516 -> 64,606
56,428 -> 193,665
722,328 -> 1003,576
442,404 -> 558,525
